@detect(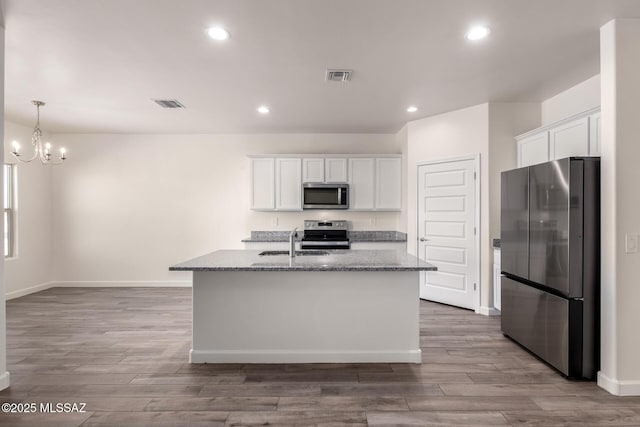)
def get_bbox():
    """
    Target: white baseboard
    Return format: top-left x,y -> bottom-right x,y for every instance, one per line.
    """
0,371 -> 10,391
53,281 -> 192,288
598,371 -> 640,396
6,280 -> 192,299
6,281 -> 56,300
478,305 -> 501,316
190,349 -> 422,364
